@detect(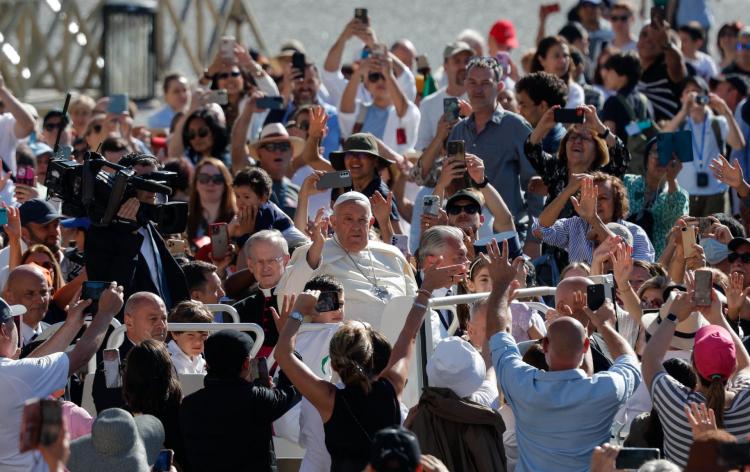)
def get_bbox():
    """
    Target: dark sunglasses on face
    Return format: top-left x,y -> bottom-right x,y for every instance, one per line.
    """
729,252 -> 750,263
216,71 -> 242,80
261,142 -> 291,152
188,127 -> 210,140
197,173 -> 224,185
447,204 -> 480,215
89,124 -> 102,134
610,15 -> 630,22
367,72 -> 385,83
44,122 -> 63,132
